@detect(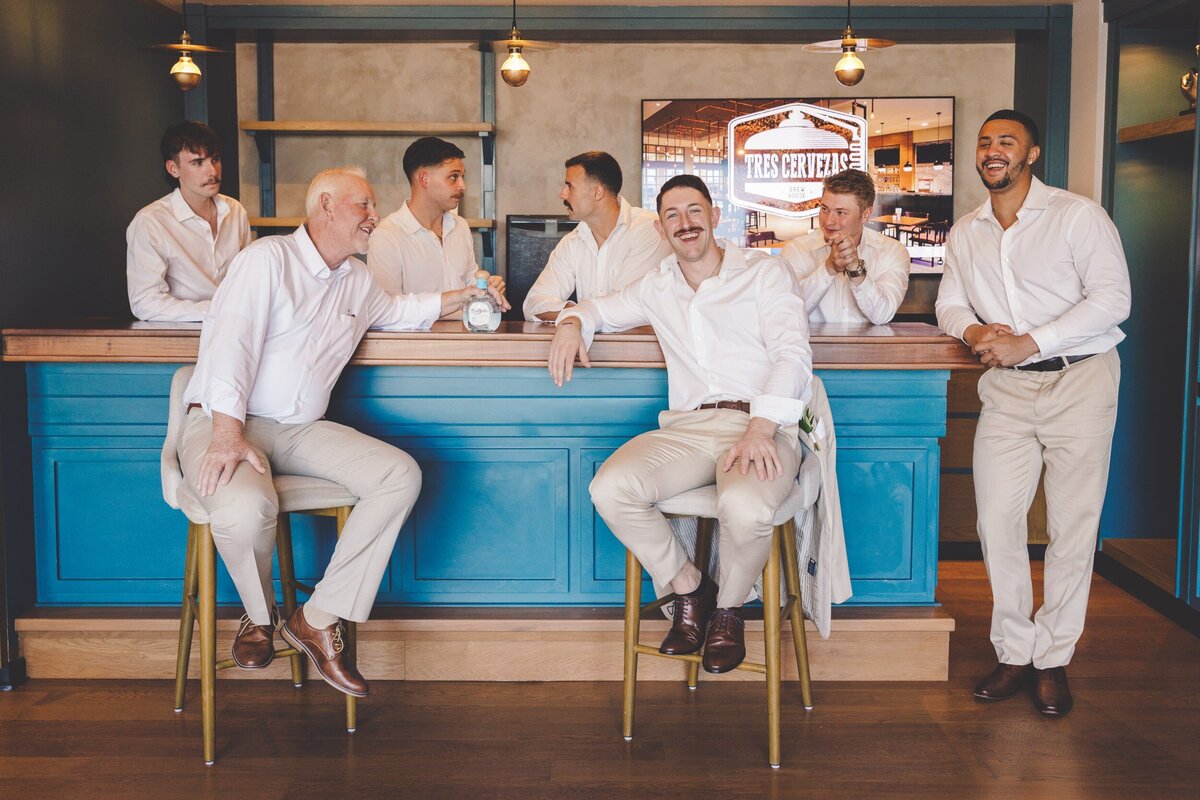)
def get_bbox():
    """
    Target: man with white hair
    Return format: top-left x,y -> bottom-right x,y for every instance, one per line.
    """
181,166 -> 507,697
